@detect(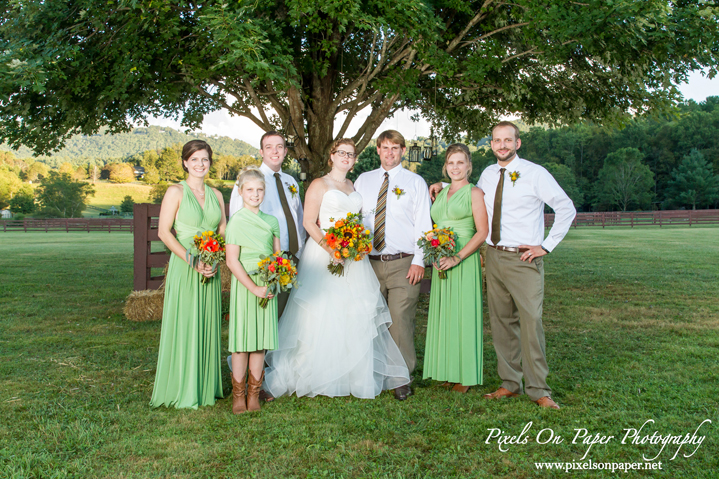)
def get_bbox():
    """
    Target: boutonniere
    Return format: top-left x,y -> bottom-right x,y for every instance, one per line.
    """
391,186 -> 405,199
285,182 -> 298,199
509,171 -> 520,186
